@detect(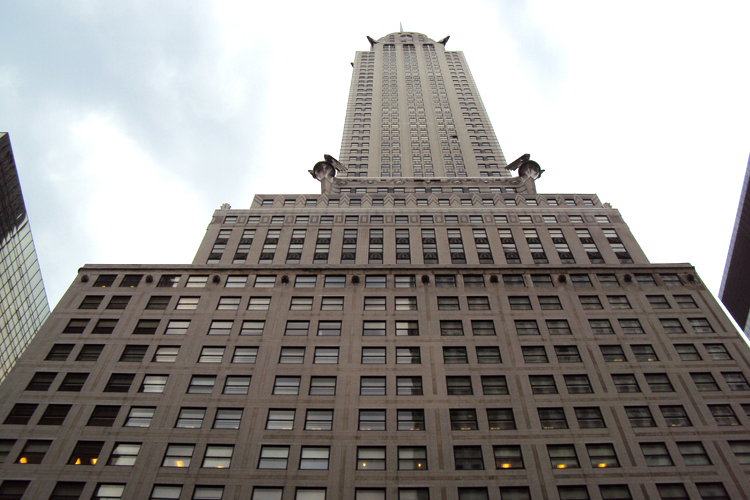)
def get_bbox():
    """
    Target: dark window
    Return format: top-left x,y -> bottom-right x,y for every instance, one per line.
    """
708,404 -> 739,426
471,320 -> 495,336
38,404 -> 71,425
612,374 -> 640,393
530,375 -> 557,394
79,295 -> 104,309
447,376 -> 473,395
146,296 -> 171,310
696,483 -> 729,500
522,346 -> 548,363
93,275 -> 116,287
133,319 -> 159,335
632,344 -> 659,361
575,407 -> 605,428
645,373 -> 674,392
482,376 -> 508,395
68,441 -> 104,465
476,346 -> 502,363
723,372 -> 750,390
397,377 -> 423,395
454,446 -> 484,470
76,344 -> 104,361
555,346 -> 582,362
16,440 -> 51,464
46,344 -> 74,361
539,408 -> 567,429
120,345 -> 148,362
443,347 -> 468,364
515,320 -> 539,335
106,296 -> 131,310
641,442 -> 673,466
586,443 -> 619,468
558,487 -> 589,500
58,373 -> 88,391
487,409 -> 515,430
105,374 -> 134,393
63,319 -> 89,334
589,319 -> 614,334
397,409 -> 425,431
599,486 -> 632,500
4,404 -> 37,425
450,409 -> 478,430
548,445 -> 579,469
509,296 -> 532,310
625,406 -> 655,427
87,406 -> 120,426
49,482 -> 85,500
26,372 -> 56,391
92,318 -> 118,334
120,274 -> 142,287
0,481 -> 30,500
565,375 -> 593,394
547,319 -> 572,335
660,405 -> 692,427
539,296 -> 562,310
157,275 -> 180,287
440,320 -> 464,336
